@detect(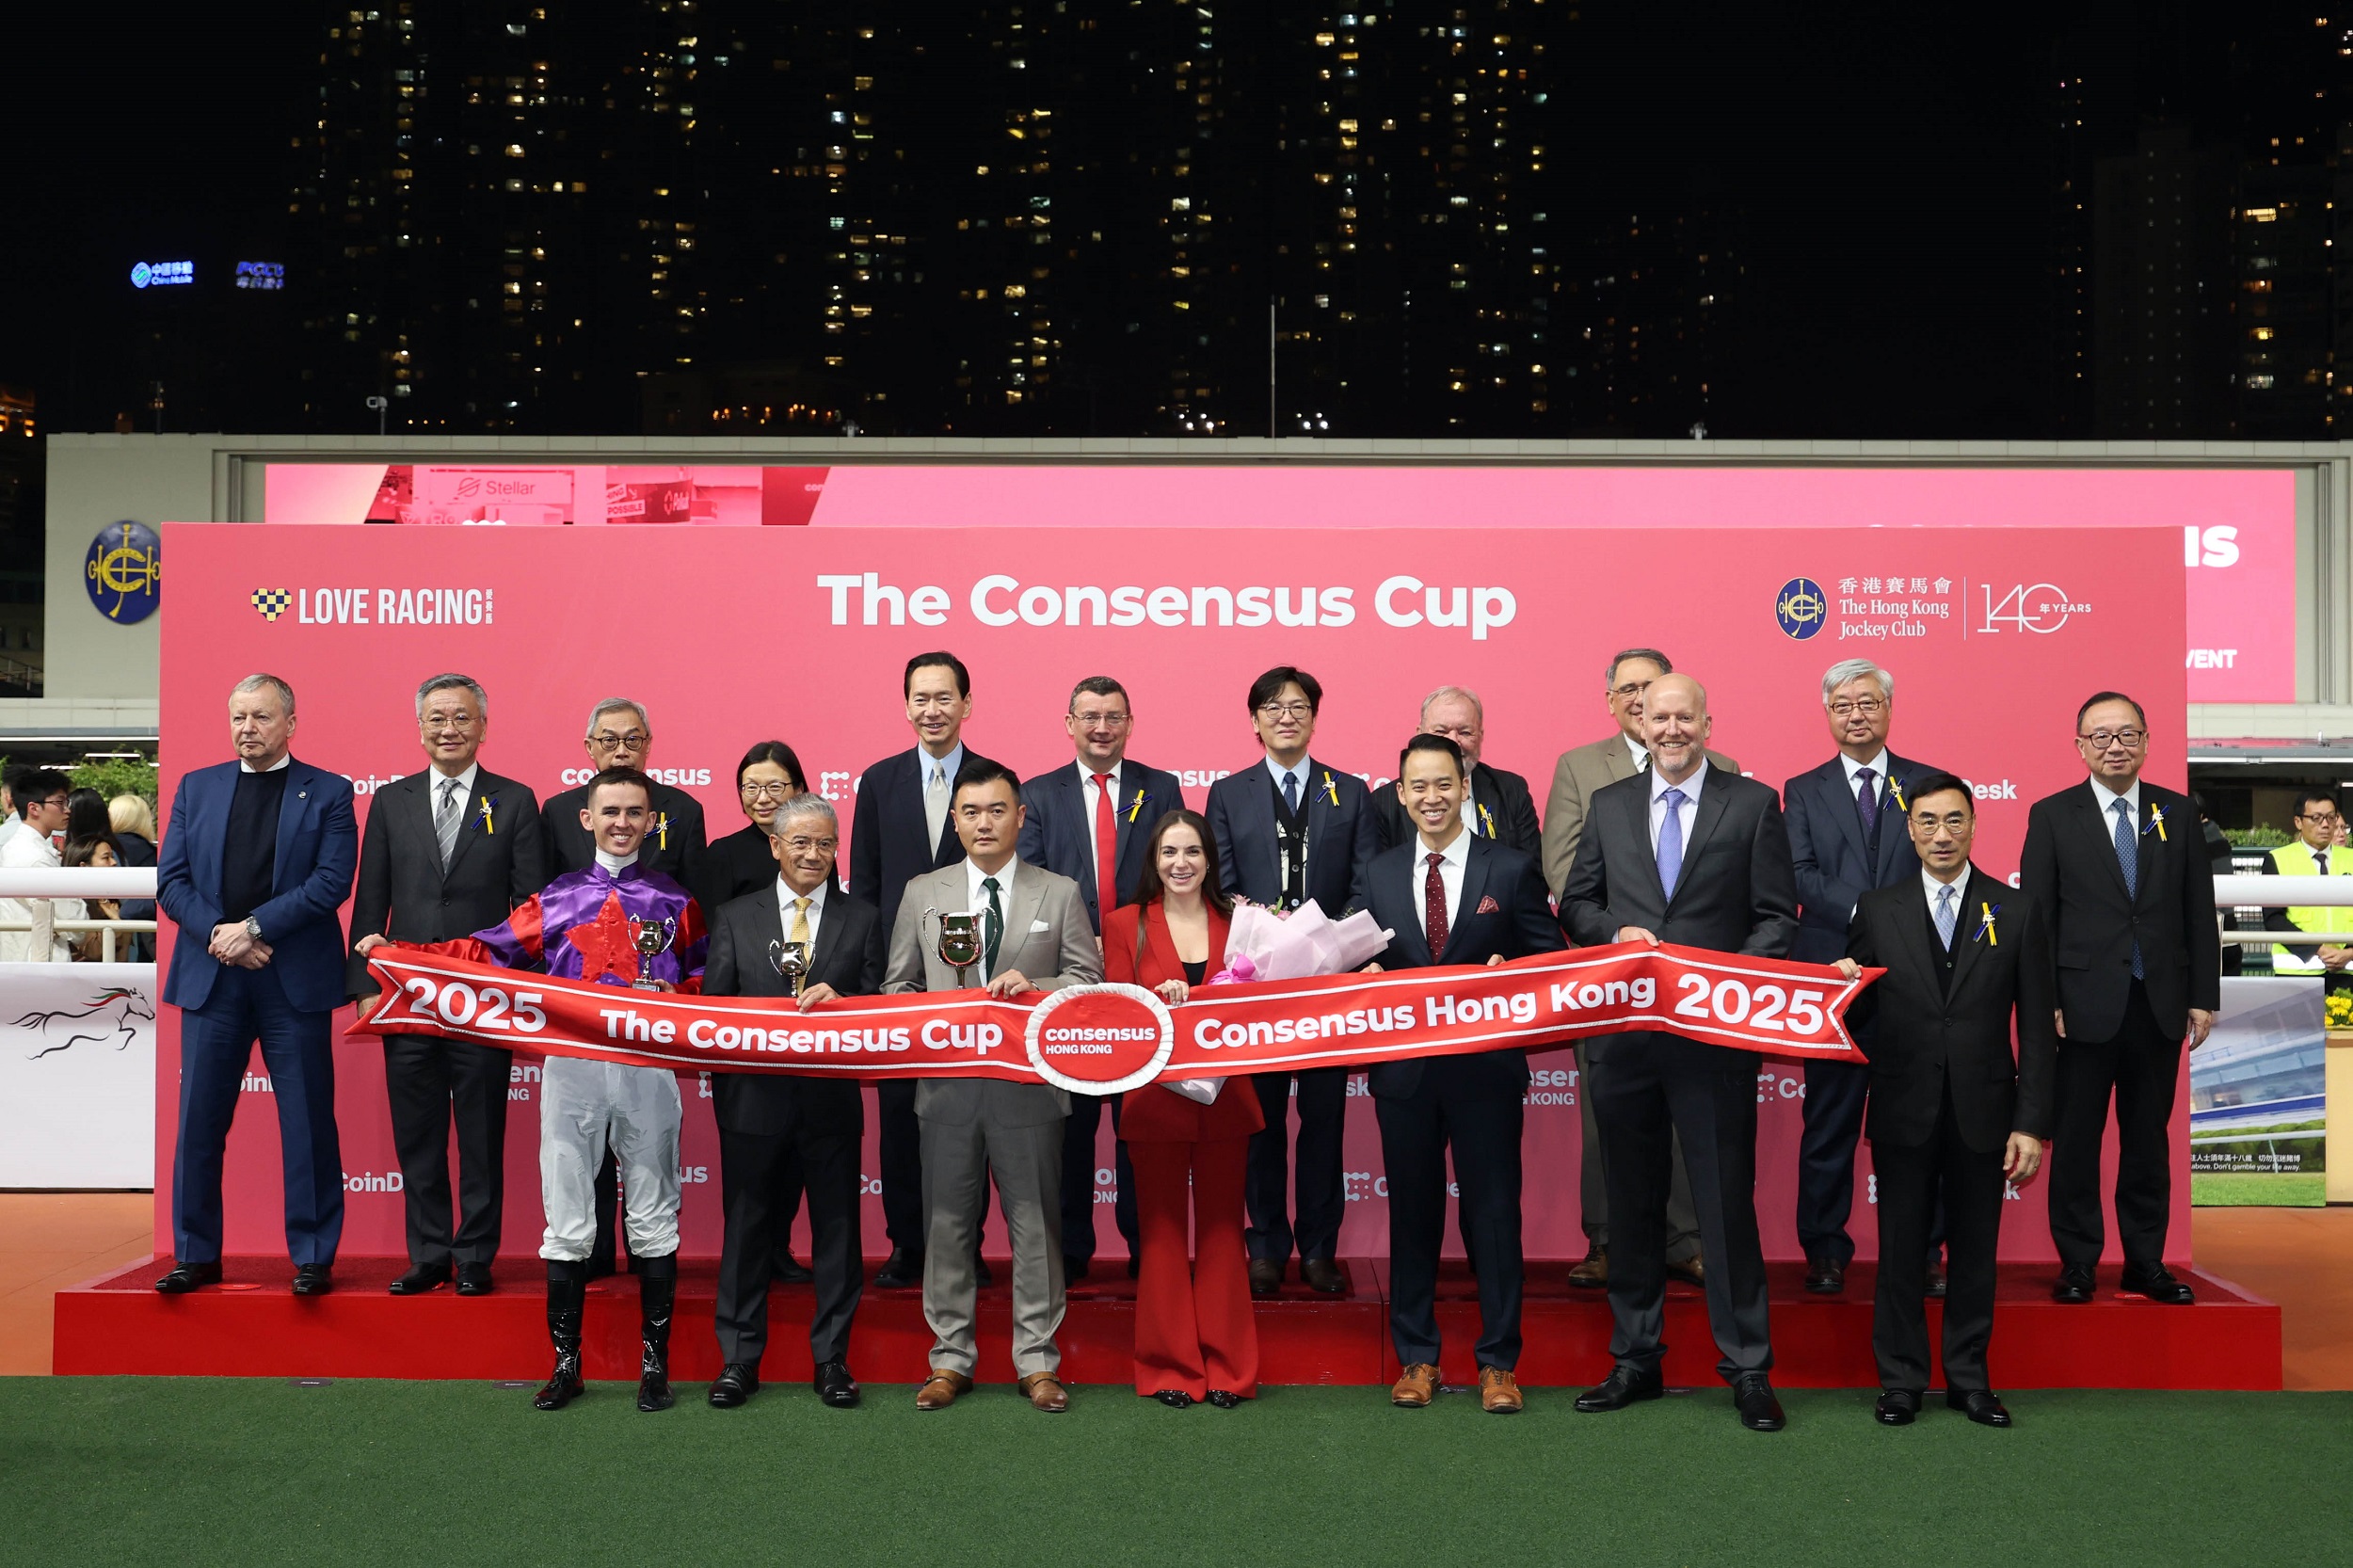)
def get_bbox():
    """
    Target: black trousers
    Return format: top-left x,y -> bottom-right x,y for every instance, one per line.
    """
383,1035 -> 510,1267
1871,1082 -> 2005,1393
2049,981 -> 2180,1269
713,1081 -> 865,1368
1799,1058 -> 1946,1267
1592,1032 -> 1772,1381
1060,1093 -> 1140,1262
1375,1058 -> 1525,1371
1245,1066 -> 1348,1263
